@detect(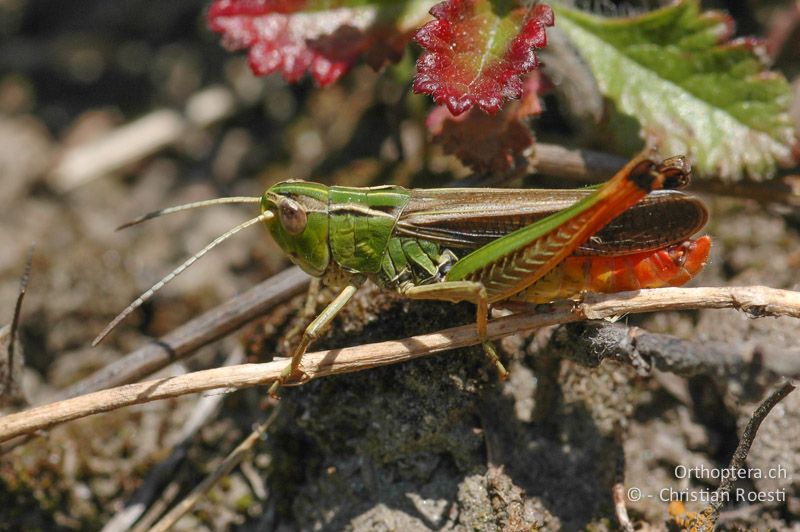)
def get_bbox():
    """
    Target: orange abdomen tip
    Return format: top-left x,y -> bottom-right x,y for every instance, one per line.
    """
516,236 -> 712,303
